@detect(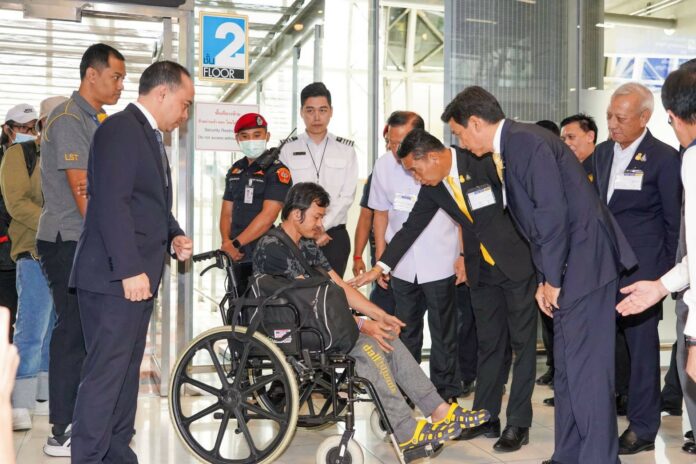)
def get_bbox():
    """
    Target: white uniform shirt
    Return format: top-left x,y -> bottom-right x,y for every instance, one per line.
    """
368,151 -> 458,283
661,143 -> 696,336
280,131 -> 358,230
607,129 -> 648,202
